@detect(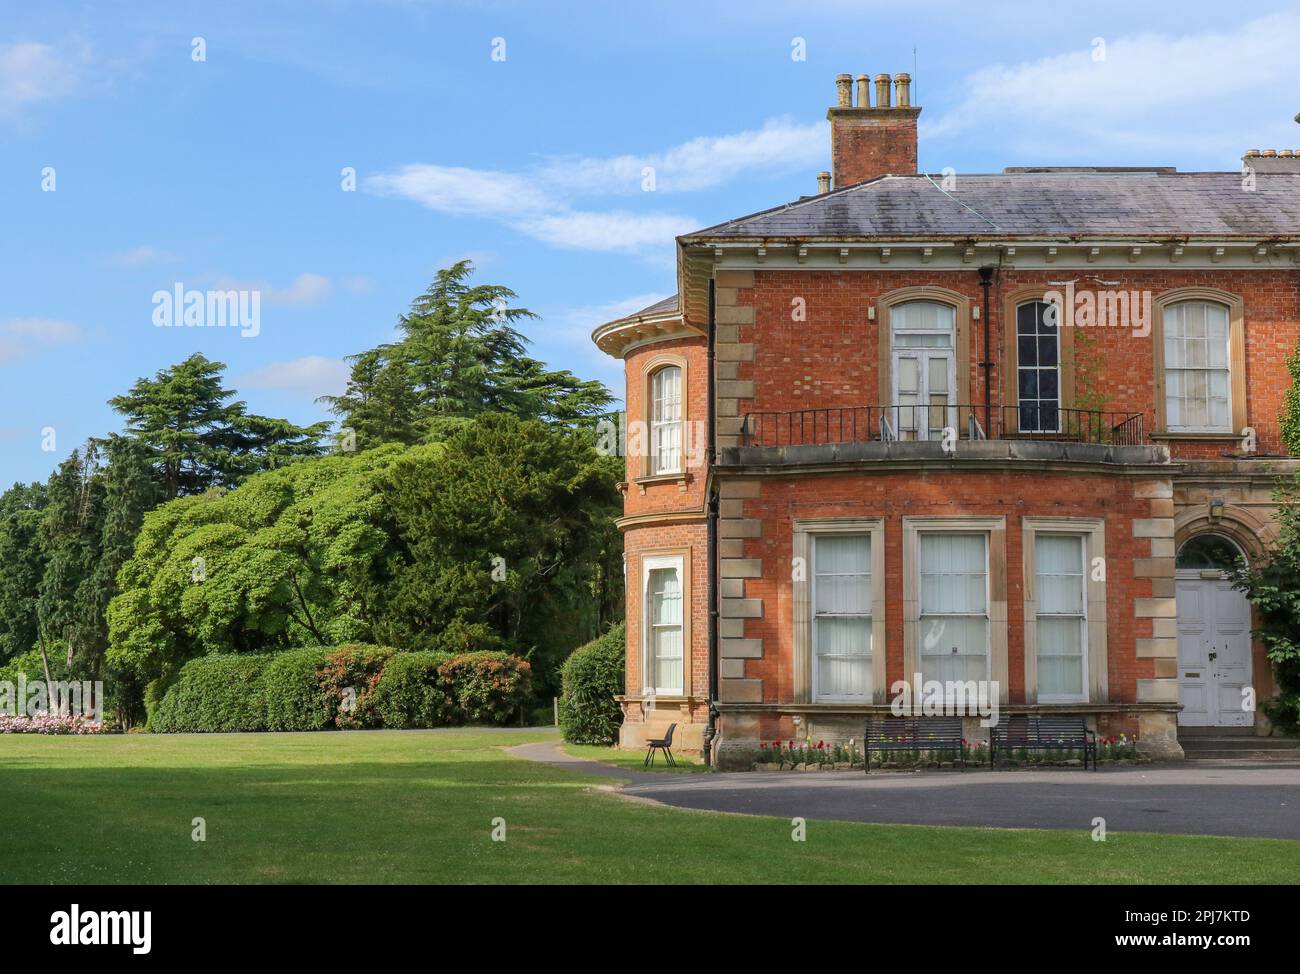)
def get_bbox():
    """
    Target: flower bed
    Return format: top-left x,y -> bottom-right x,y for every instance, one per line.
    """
752,734 -> 1142,771
0,712 -> 108,735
